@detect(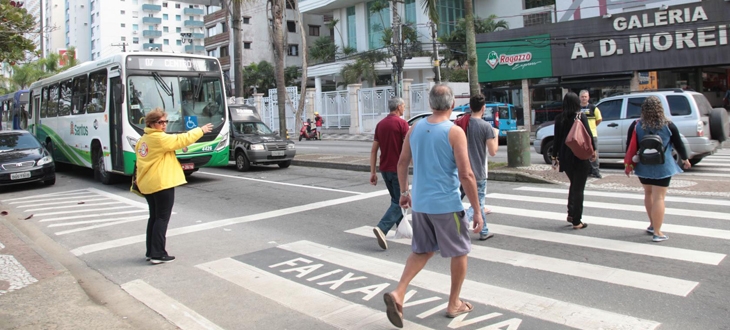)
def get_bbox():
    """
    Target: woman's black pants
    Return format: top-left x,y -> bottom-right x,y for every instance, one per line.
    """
565,162 -> 590,225
144,188 -> 175,258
